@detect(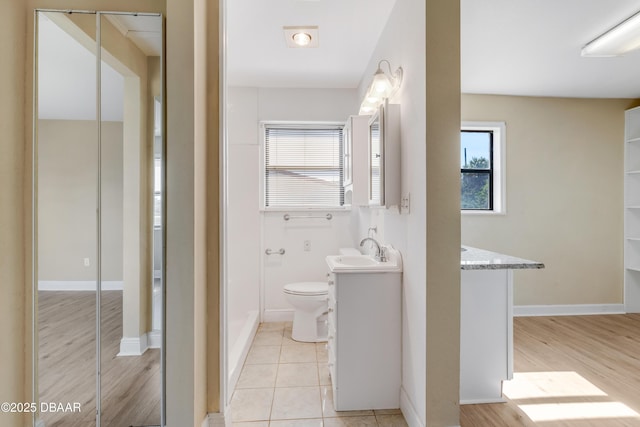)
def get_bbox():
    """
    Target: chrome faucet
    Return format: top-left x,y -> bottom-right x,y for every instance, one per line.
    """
359,237 -> 387,262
